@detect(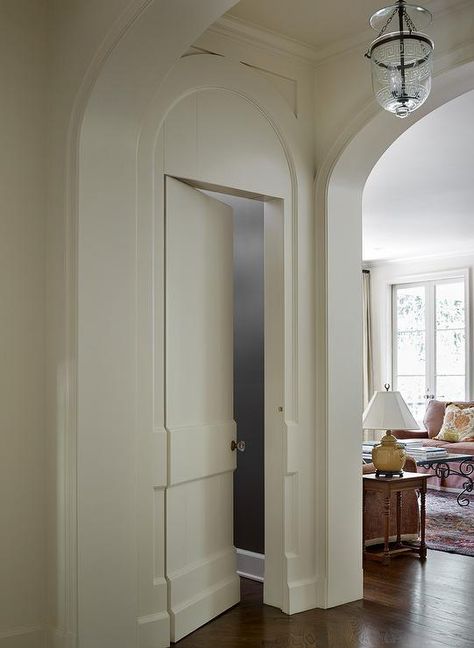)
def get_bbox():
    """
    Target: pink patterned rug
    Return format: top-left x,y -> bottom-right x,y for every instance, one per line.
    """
426,489 -> 474,557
